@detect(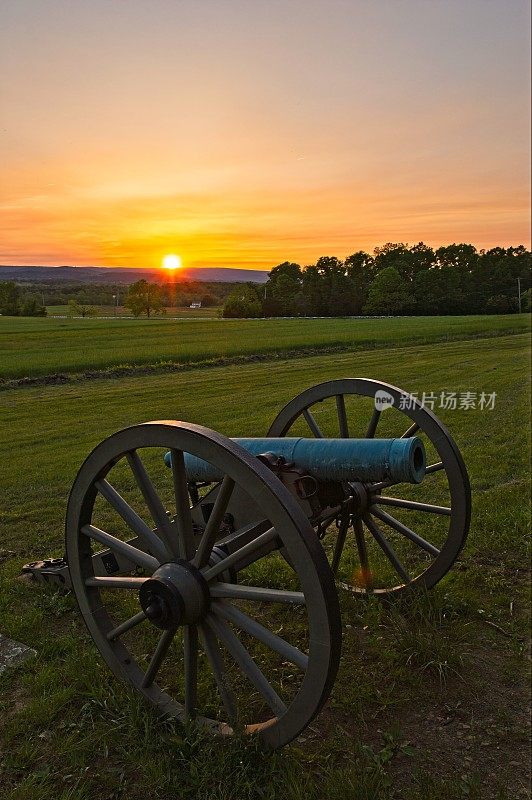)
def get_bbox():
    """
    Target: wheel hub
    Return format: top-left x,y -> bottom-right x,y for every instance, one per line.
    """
139,561 -> 210,630
347,481 -> 371,516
